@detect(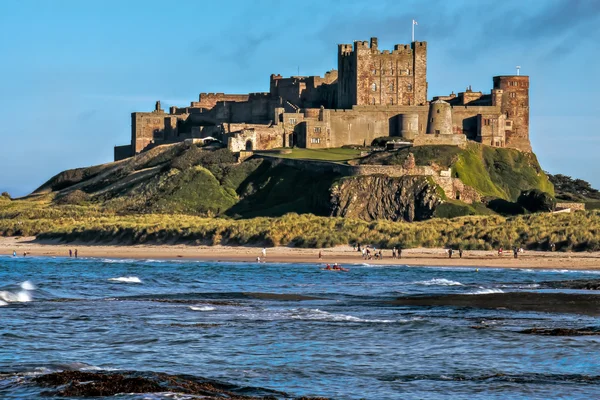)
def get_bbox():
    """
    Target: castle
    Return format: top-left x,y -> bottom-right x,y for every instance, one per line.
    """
114,37 -> 530,161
